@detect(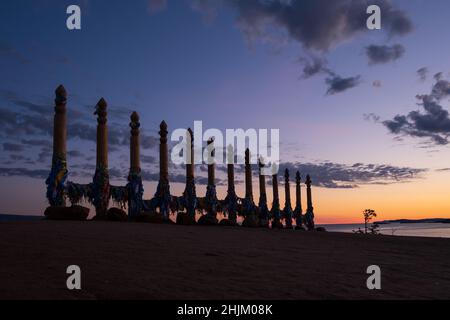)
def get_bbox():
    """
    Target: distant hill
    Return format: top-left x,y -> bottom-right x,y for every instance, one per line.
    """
375,218 -> 450,224
0,214 -> 43,222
